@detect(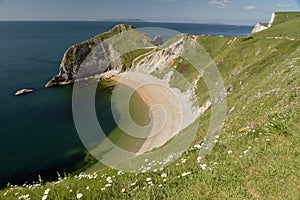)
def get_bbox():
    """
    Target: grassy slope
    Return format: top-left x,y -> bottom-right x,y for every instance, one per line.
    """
1,15 -> 300,199
253,12 -> 300,39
